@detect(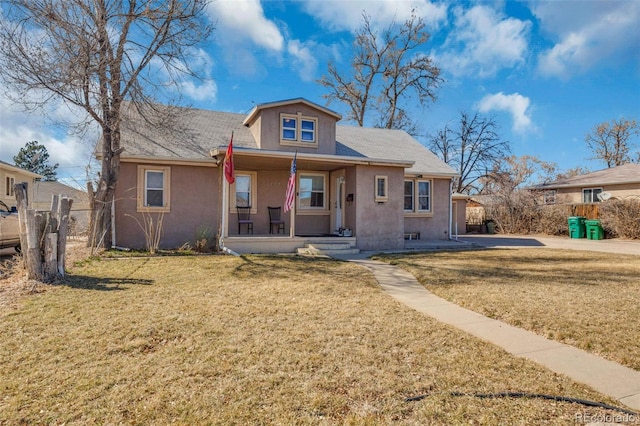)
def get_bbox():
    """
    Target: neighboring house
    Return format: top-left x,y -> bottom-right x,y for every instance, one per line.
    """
110,98 -> 457,253
32,181 -> 91,235
0,160 -> 42,209
535,163 -> 640,205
